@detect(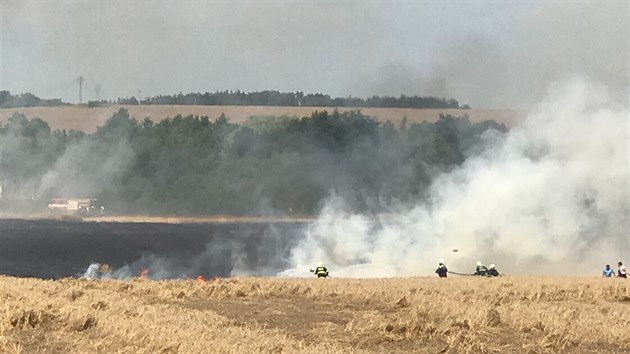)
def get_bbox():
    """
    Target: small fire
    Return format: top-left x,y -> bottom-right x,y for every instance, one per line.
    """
98,263 -> 111,273
196,275 -> 205,285
138,269 -> 149,279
